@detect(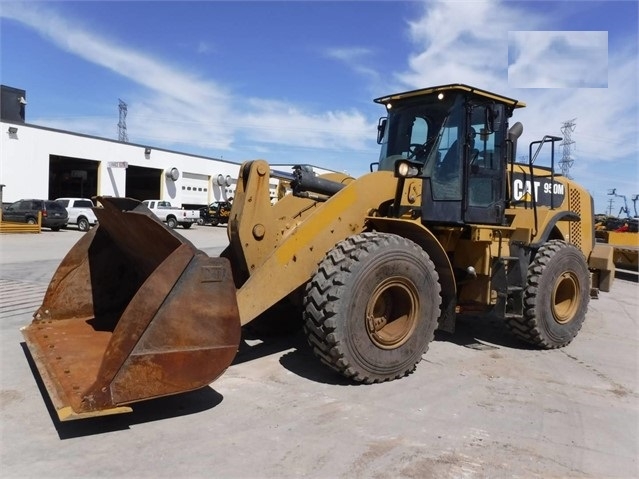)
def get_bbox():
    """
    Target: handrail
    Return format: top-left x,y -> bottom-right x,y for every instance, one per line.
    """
527,135 -> 562,238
